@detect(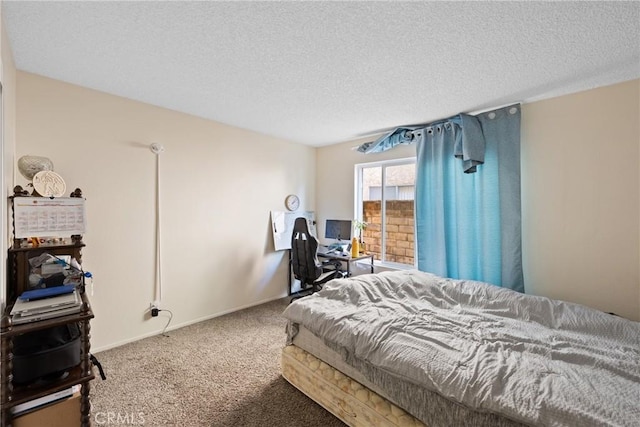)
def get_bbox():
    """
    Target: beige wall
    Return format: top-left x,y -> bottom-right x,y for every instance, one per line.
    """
521,79 -> 639,321
317,79 -> 640,321
1,12 -> 17,309
16,72 -> 316,350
